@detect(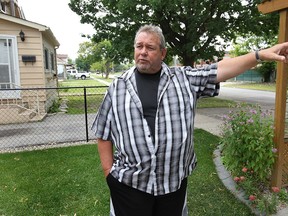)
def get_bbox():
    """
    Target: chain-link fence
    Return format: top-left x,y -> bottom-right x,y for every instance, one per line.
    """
0,86 -> 107,150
